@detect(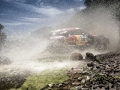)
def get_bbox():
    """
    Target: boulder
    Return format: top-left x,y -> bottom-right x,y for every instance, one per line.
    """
85,52 -> 94,60
0,74 -> 26,90
70,52 -> 83,60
